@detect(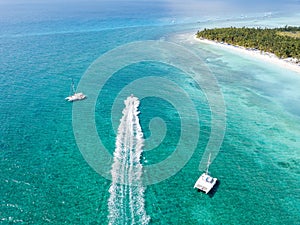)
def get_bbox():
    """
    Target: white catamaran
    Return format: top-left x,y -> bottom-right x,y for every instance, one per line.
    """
65,79 -> 86,102
194,153 -> 217,194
